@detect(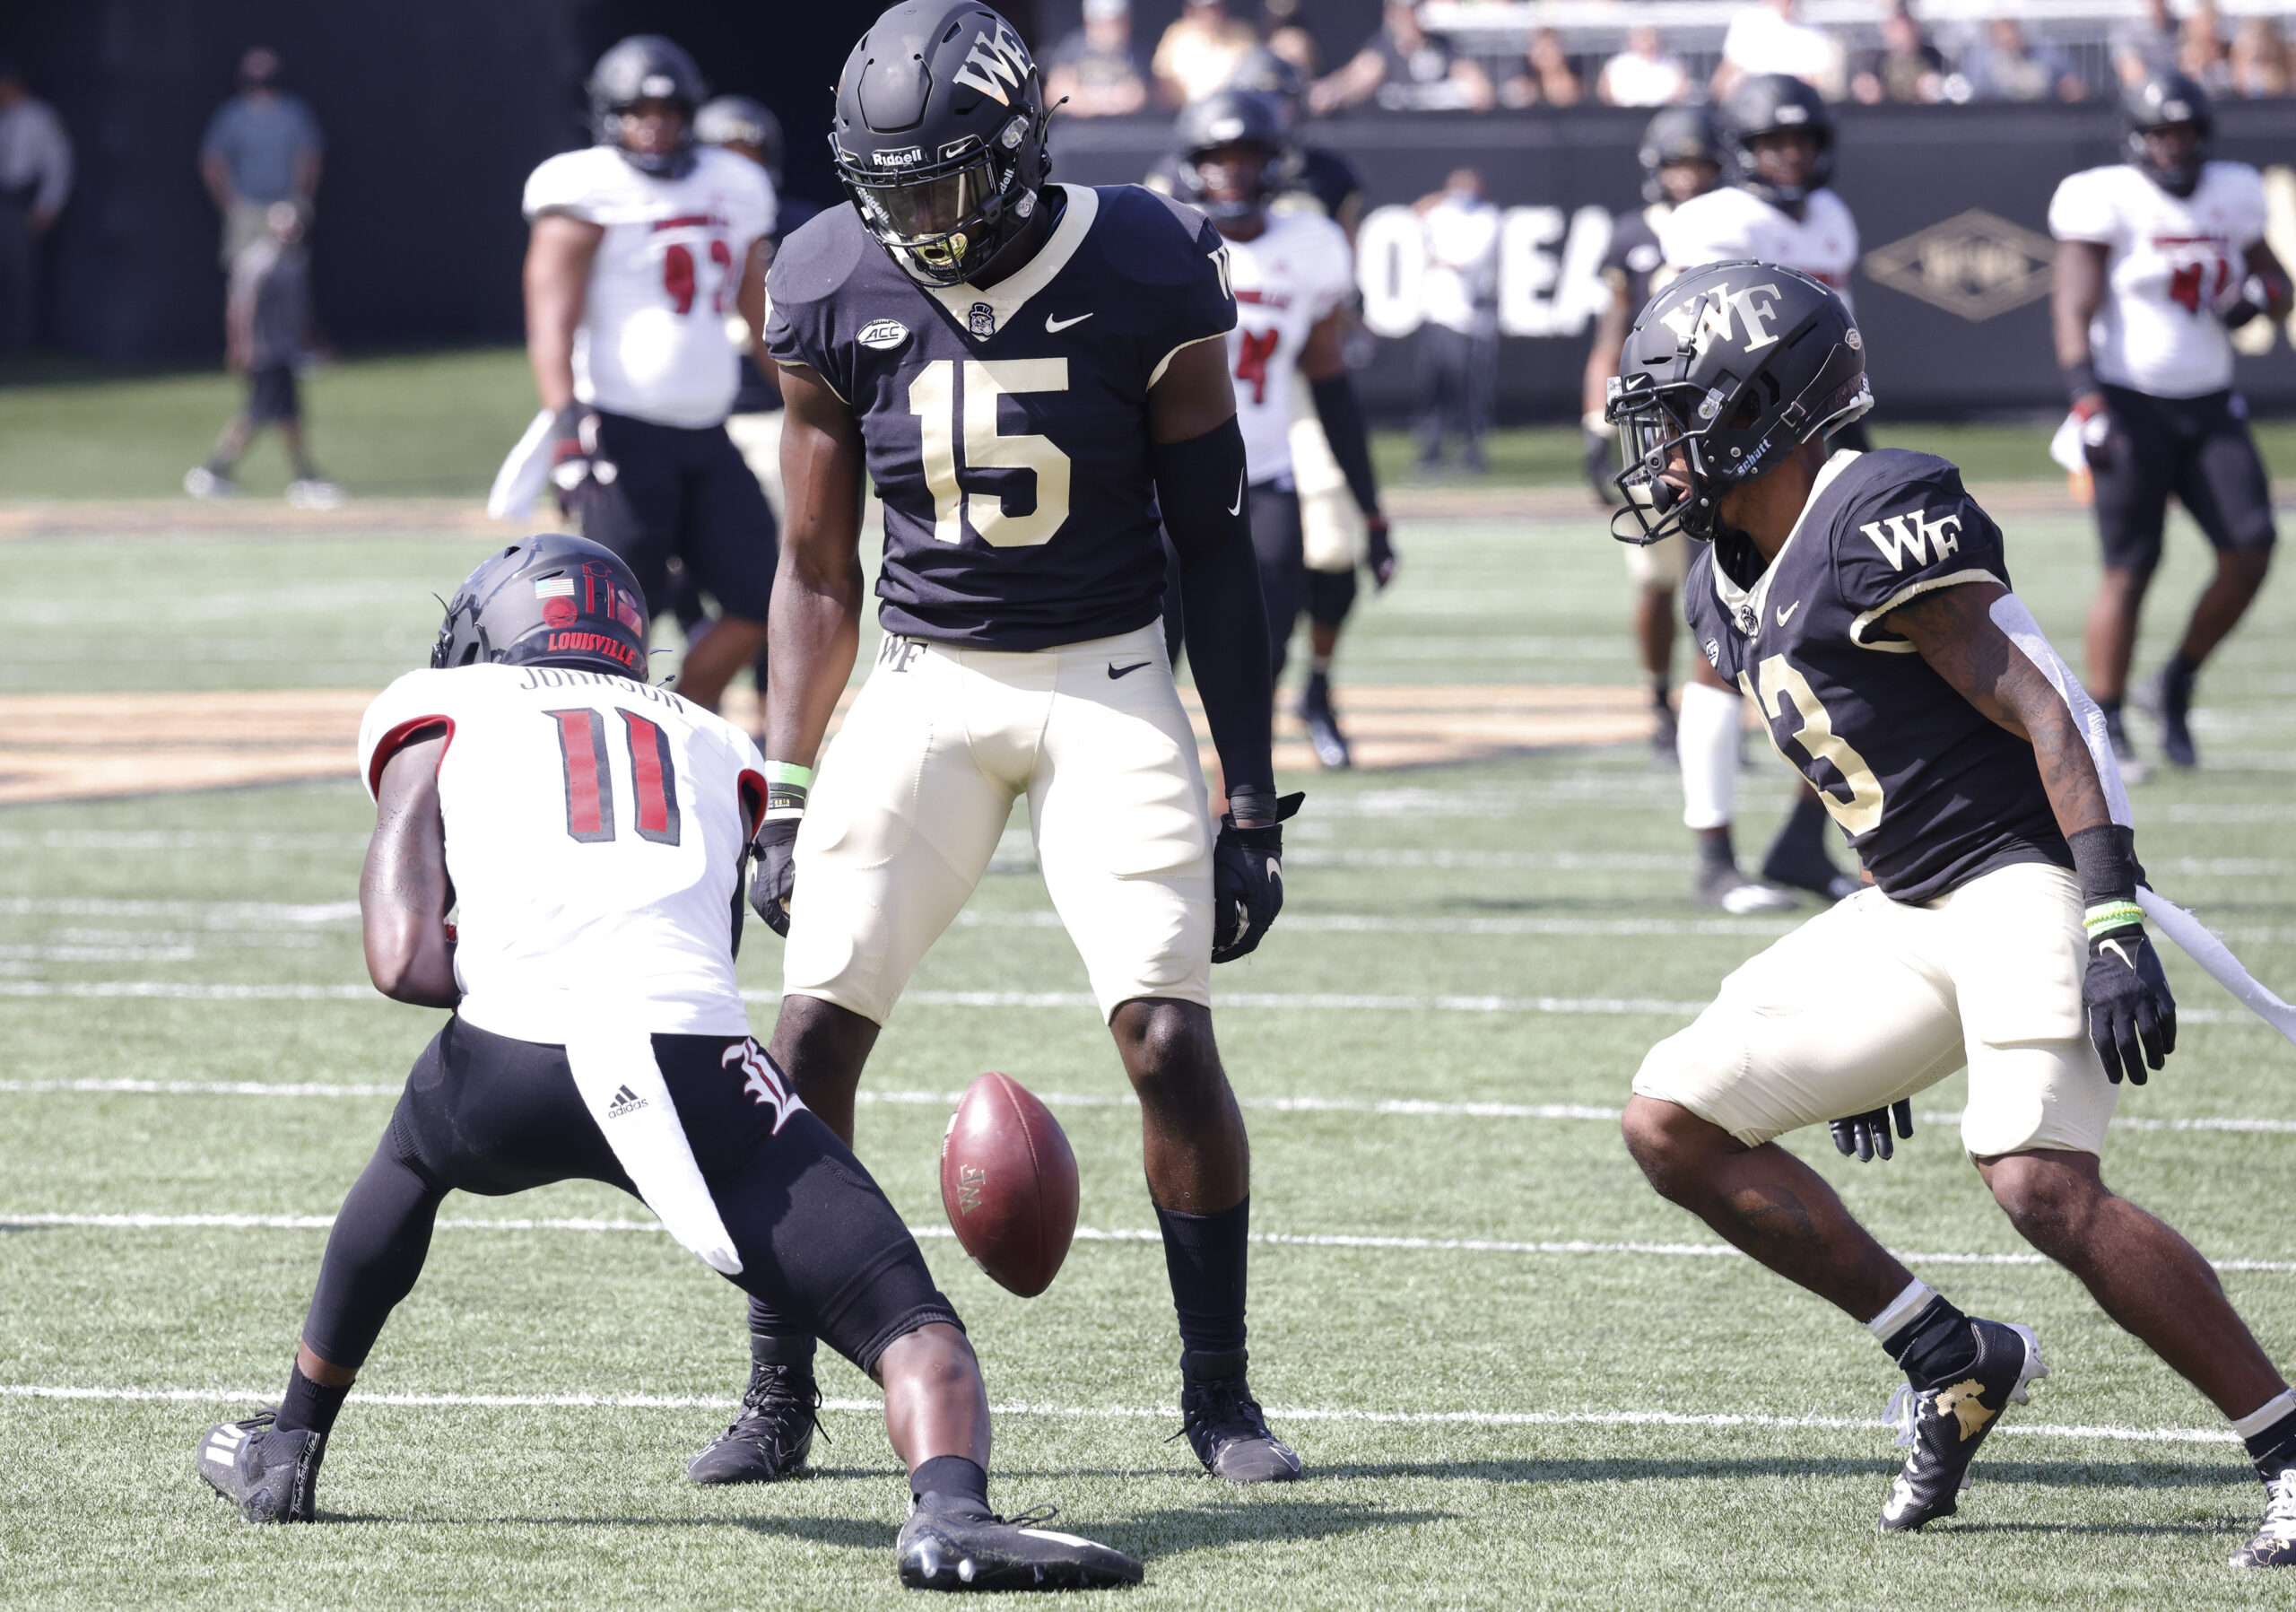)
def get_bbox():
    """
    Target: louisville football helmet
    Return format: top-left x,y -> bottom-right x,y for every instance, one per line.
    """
588,36 -> 708,179
831,0 -> 1053,287
696,94 -> 785,185
1605,261 -> 1872,545
431,534 -> 650,679
2122,71 -> 2213,197
1172,89 -> 1285,220
1639,104 -> 1726,205
1722,74 -> 1835,207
